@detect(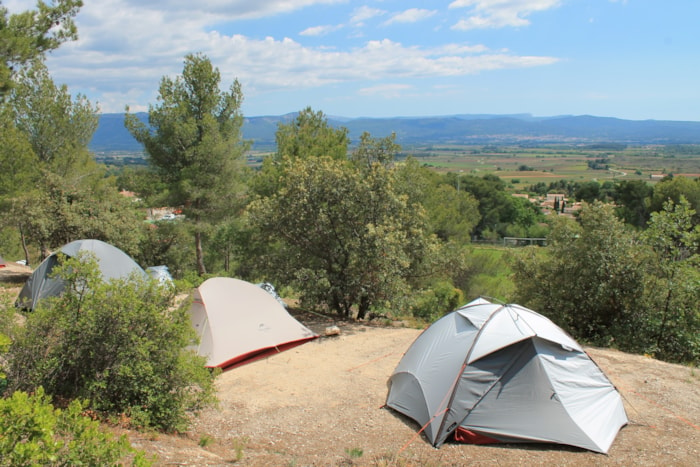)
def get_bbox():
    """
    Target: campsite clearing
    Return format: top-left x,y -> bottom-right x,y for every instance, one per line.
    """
124,310 -> 699,466
1,266 -> 697,466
